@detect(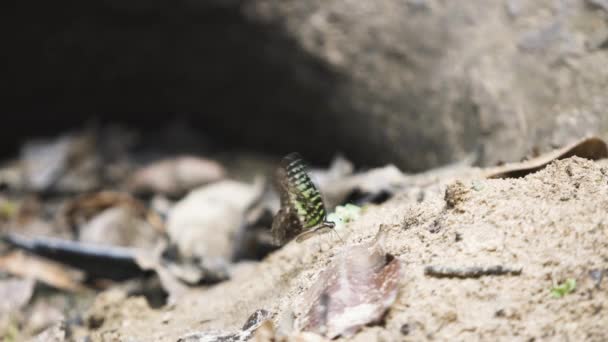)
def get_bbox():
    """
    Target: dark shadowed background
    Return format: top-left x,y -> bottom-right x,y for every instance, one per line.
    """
4,0 -> 608,170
